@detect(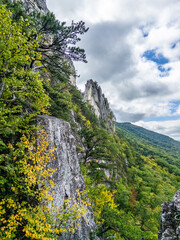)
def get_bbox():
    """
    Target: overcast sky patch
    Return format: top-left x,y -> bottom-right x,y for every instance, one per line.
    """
47,0 -> 180,140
